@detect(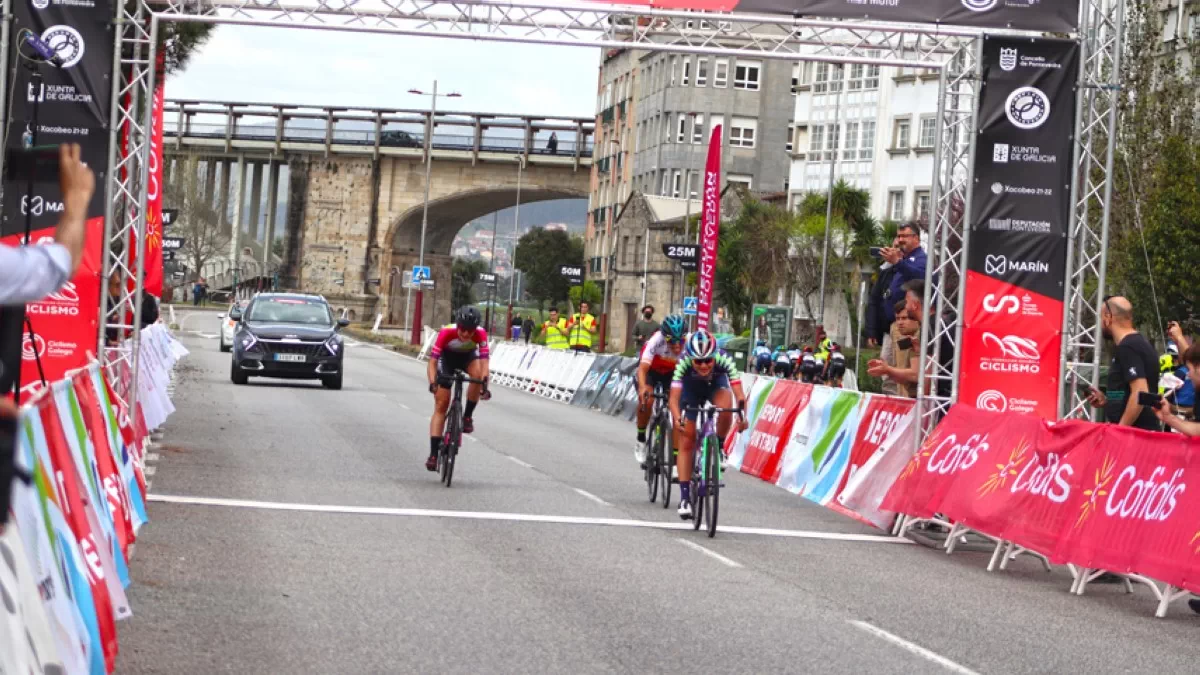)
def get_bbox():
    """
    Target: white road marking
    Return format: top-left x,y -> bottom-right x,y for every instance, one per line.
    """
848,621 -> 980,675
398,403 -> 410,410
144,465 -> 157,476
677,538 -> 743,568
145,494 -> 912,544
146,452 -> 160,462
193,332 -> 219,340
507,456 -> 534,469
572,488 -> 611,507
465,436 -> 477,443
